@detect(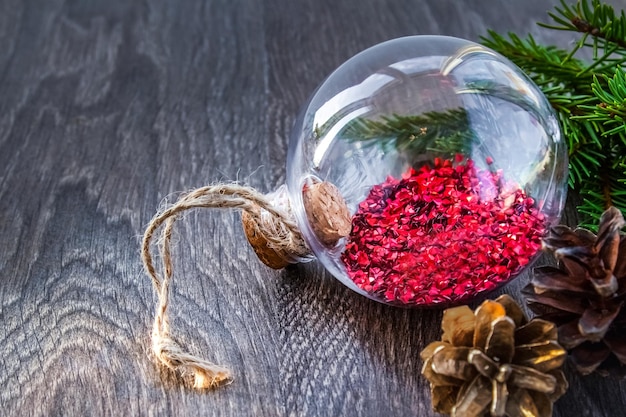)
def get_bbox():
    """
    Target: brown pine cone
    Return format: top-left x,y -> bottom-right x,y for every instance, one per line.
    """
420,295 -> 567,417
524,206 -> 626,376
